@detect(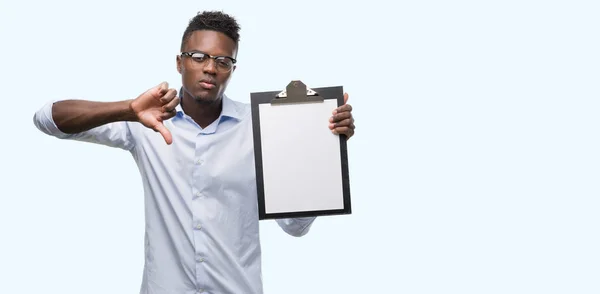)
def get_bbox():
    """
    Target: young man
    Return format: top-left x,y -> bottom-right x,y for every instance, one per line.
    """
33,11 -> 355,294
